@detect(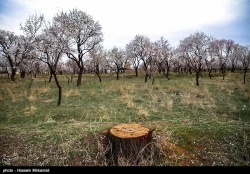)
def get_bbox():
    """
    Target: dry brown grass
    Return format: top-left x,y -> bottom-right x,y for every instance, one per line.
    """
24,104 -> 37,115
165,97 -> 174,110
137,106 -> 149,120
103,81 -> 124,95
45,117 -> 56,123
118,82 -> 136,95
5,86 -> 28,103
181,87 -> 216,110
63,88 -> 80,97
117,82 -> 136,108
121,92 -> 135,108
28,86 -> 50,102
89,89 -> 97,96
99,105 -> 111,122
43,99 -> 53,103
117,83 -> 151,120
238,82 -> 250,101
